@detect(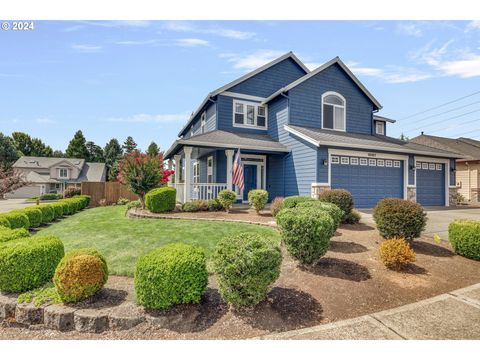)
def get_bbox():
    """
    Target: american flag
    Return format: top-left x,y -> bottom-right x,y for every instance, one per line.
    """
232,149 -> 244,190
